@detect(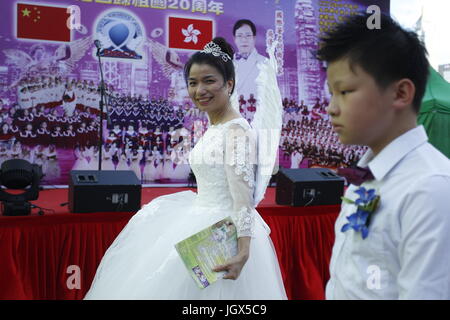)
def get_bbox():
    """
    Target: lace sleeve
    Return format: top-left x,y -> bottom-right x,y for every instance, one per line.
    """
224,123 -> 257,238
